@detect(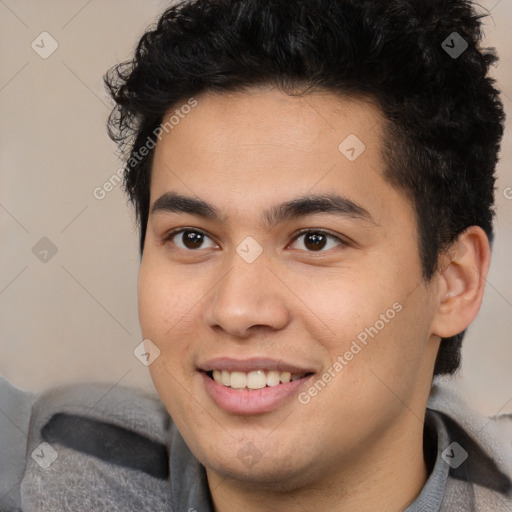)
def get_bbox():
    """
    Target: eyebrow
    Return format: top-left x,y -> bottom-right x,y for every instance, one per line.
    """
150,191 -> 375,228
